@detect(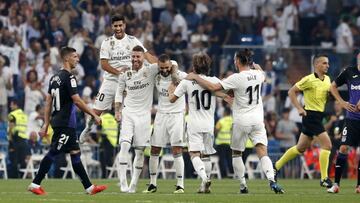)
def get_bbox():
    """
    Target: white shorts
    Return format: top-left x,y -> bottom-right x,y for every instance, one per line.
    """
151,112 -> 185,147
120,109 -> 151,147
231,122 -> 268,151
93,79 -> 118,111
186,128 -> 216,155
